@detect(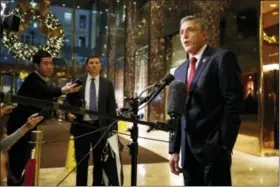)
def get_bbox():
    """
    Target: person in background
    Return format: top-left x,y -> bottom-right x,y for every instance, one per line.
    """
6,50 -> 81,186
0,104 -> 44,186
65,55 -> 117,186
